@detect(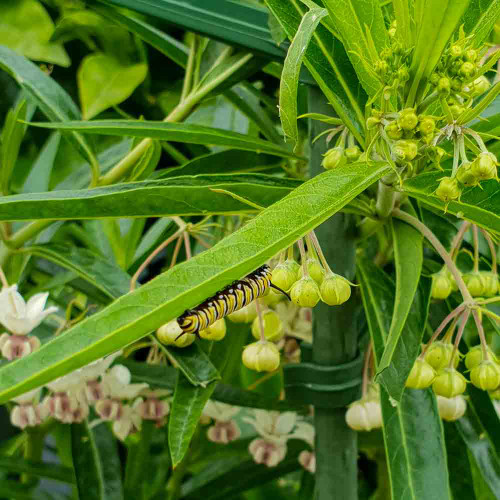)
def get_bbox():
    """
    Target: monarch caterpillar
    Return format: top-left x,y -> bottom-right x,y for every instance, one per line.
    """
176,264 -> 290,338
